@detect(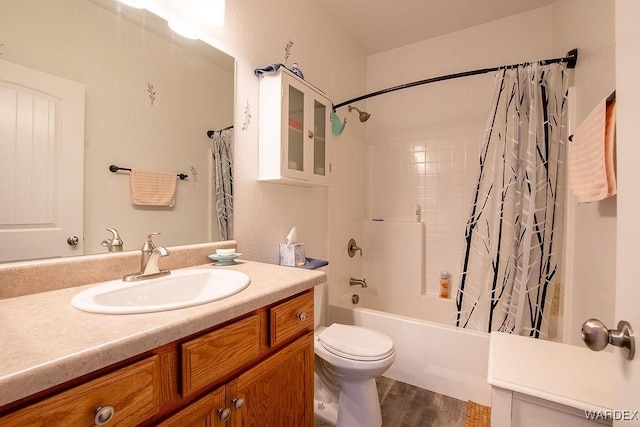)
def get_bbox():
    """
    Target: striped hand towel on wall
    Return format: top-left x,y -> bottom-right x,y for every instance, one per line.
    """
129,170 -> 177,207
